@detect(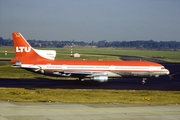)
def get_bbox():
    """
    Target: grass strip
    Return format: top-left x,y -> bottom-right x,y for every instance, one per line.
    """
1,47 -> 180,62
0,88 -> 179,105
